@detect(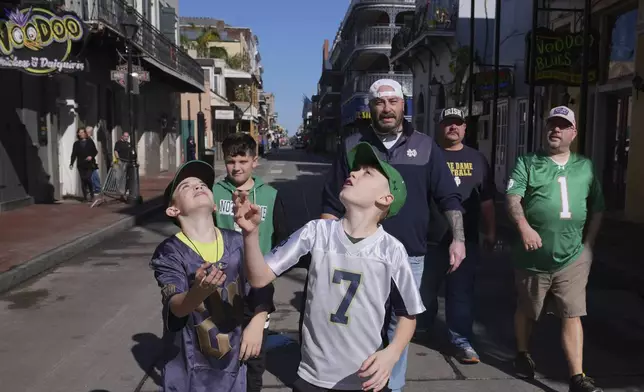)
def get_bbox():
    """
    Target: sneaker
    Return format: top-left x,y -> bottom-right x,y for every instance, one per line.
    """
513,352 -> 536,379
569,374 -> 603,392
454,346 -> 480,364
